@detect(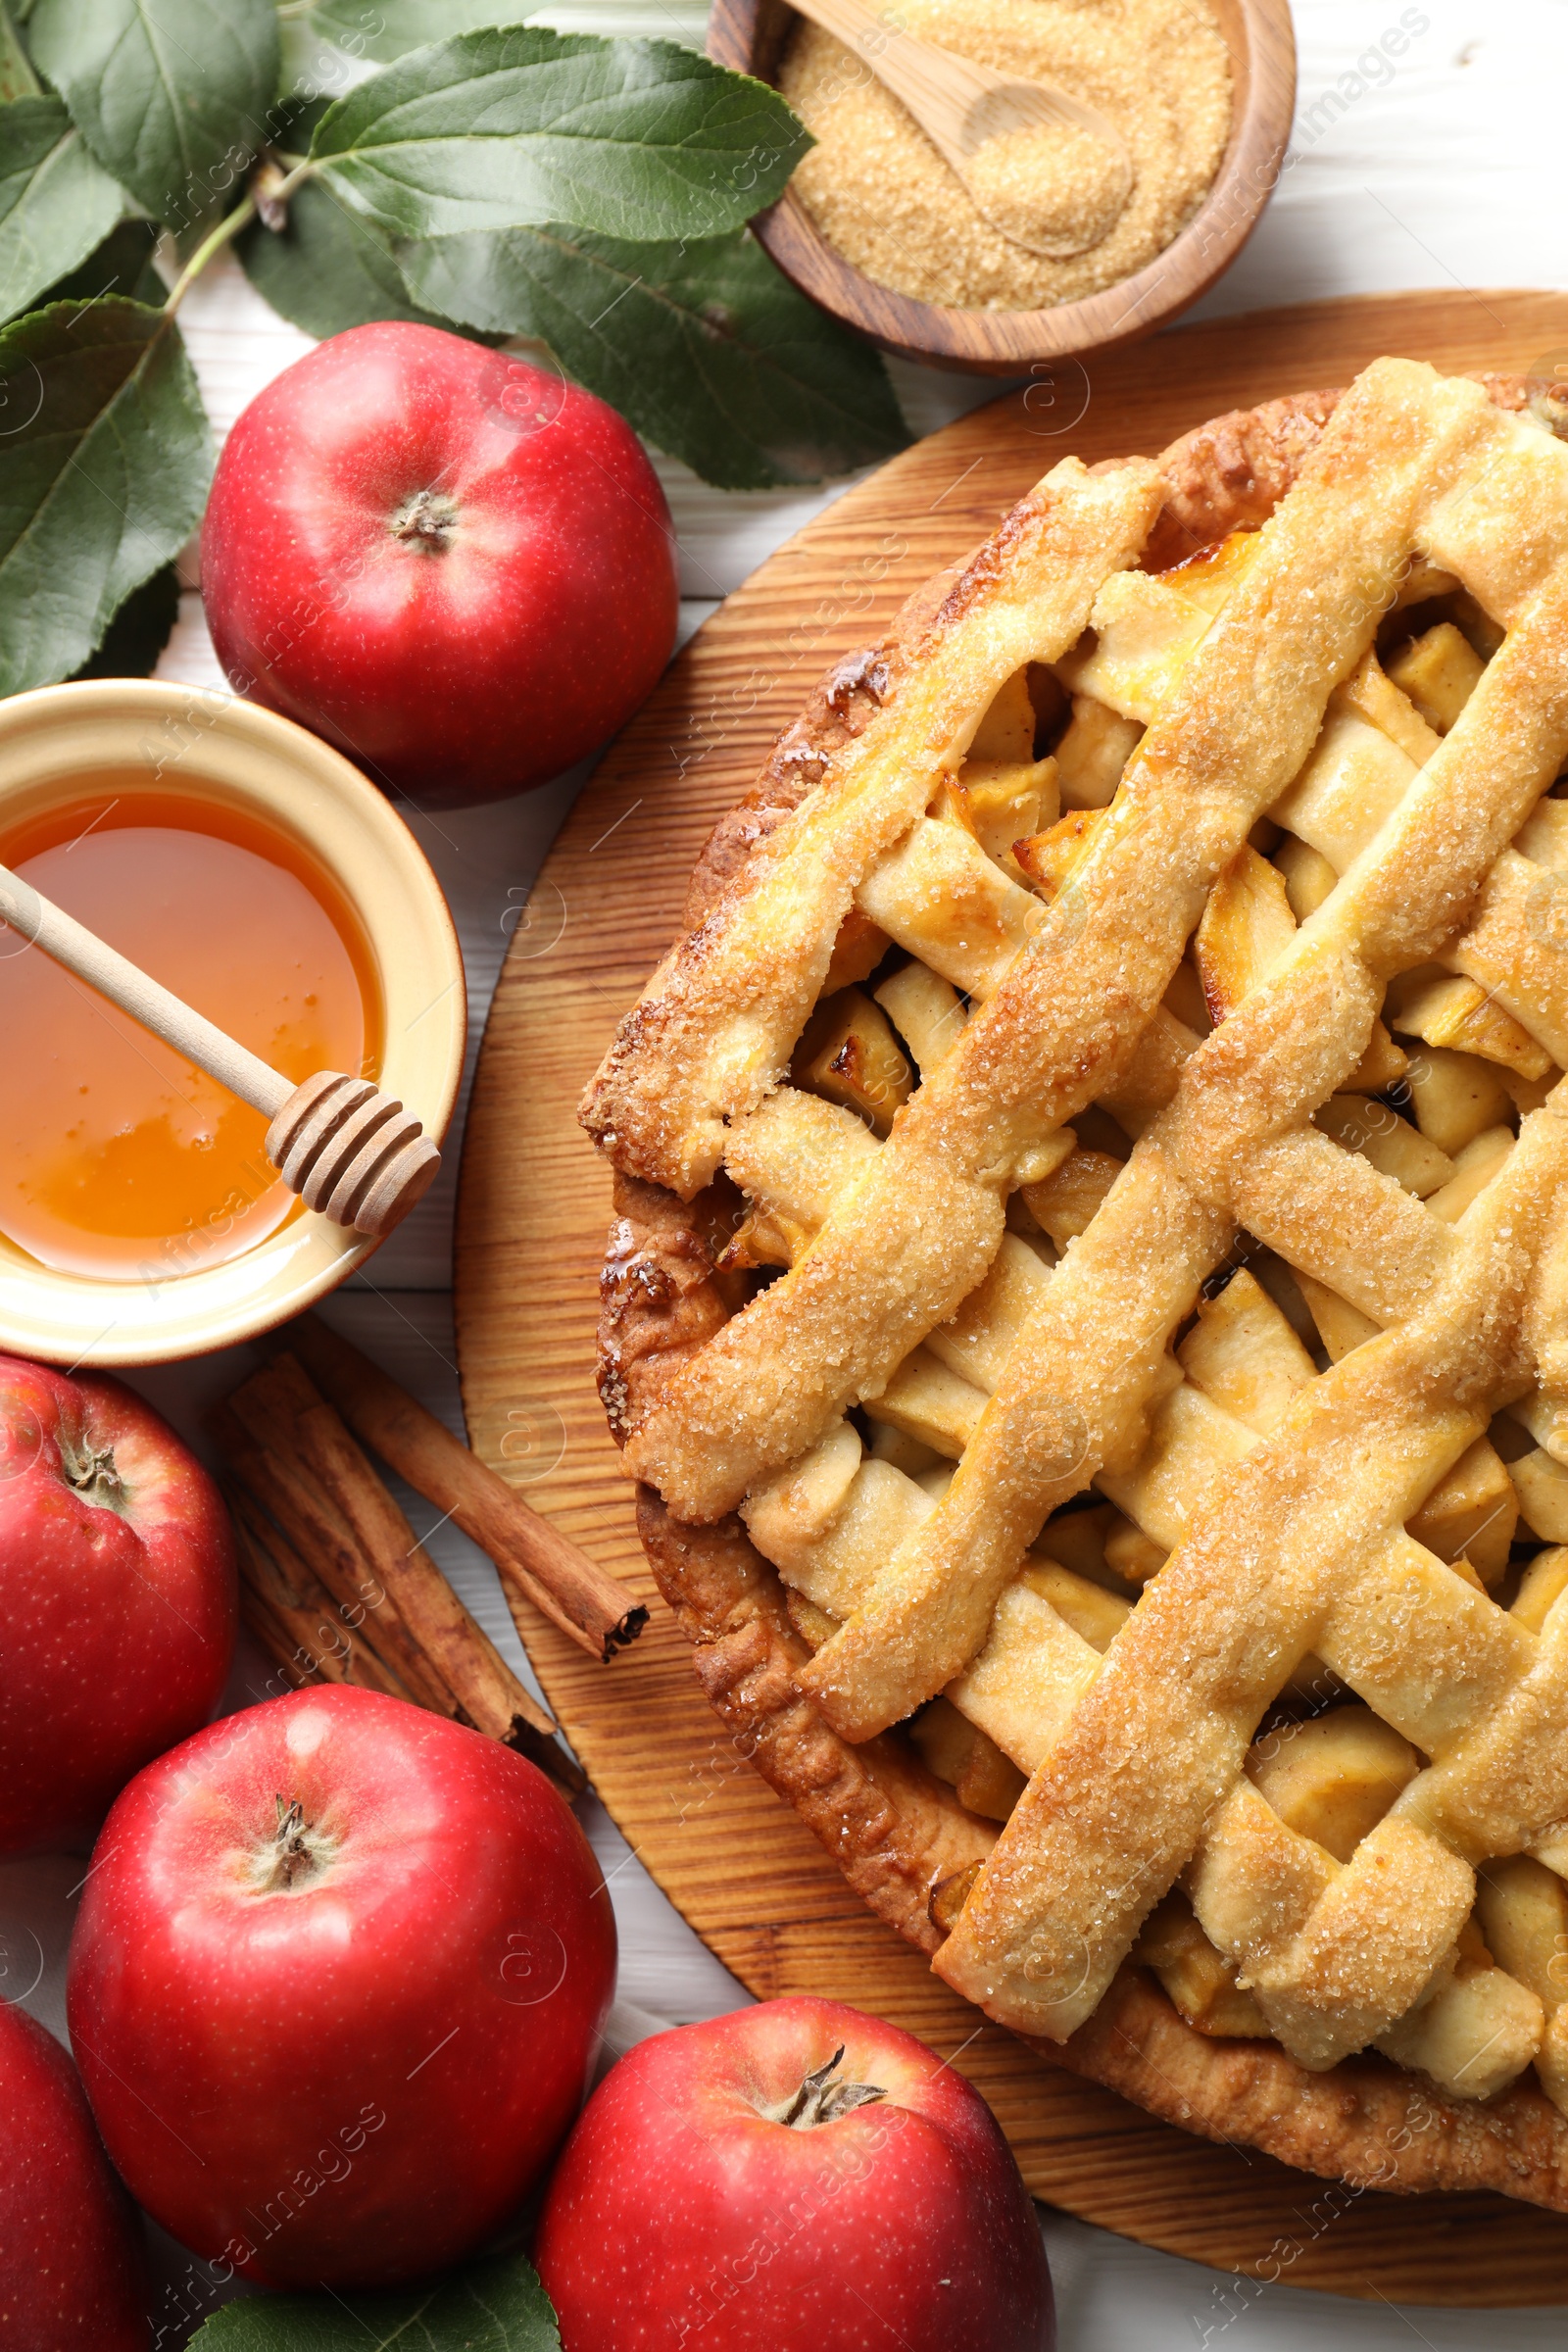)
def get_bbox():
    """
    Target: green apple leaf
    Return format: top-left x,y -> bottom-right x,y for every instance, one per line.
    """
0,2 -> 40,101
187,2253 -> 562,2350
404,222 -> 908,490
307,27 -> 808,244
309,1 -> 529,66
34,217 -> 165,313
238,177 -> 484,341
68,559 -> 179,677
235,93 -> 490,340
27,0 -> 279,227
0,96 -> 125,326
0,299 -> 212,694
